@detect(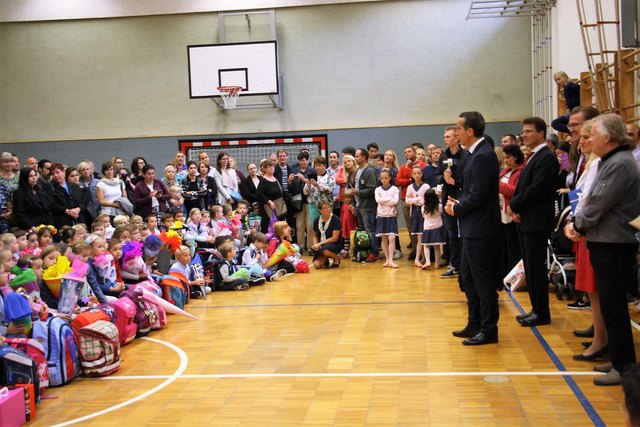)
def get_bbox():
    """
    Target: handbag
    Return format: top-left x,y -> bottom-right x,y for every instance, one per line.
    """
273,198 -> 287,217
229,190 -> 243,202
290,194 -> 303,212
